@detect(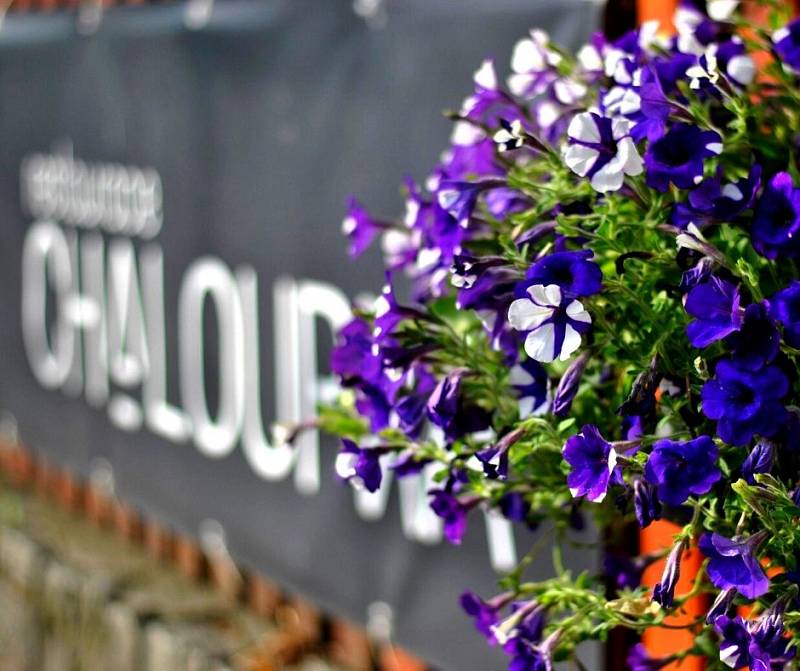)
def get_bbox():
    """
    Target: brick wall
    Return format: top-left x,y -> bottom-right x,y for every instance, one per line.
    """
0,442 -> 427,671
